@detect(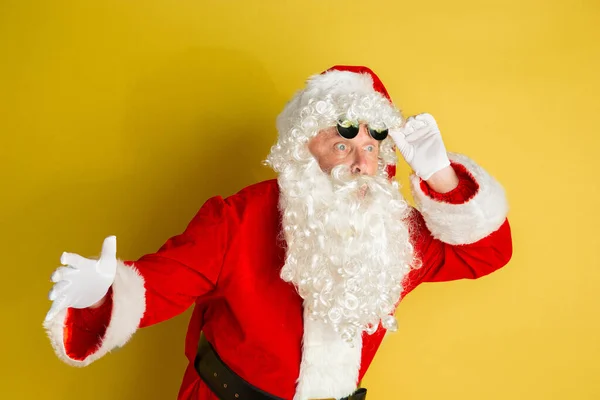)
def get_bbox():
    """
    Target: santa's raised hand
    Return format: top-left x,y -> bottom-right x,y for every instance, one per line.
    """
389,113 -> 451,181
45,235 -> 118,322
